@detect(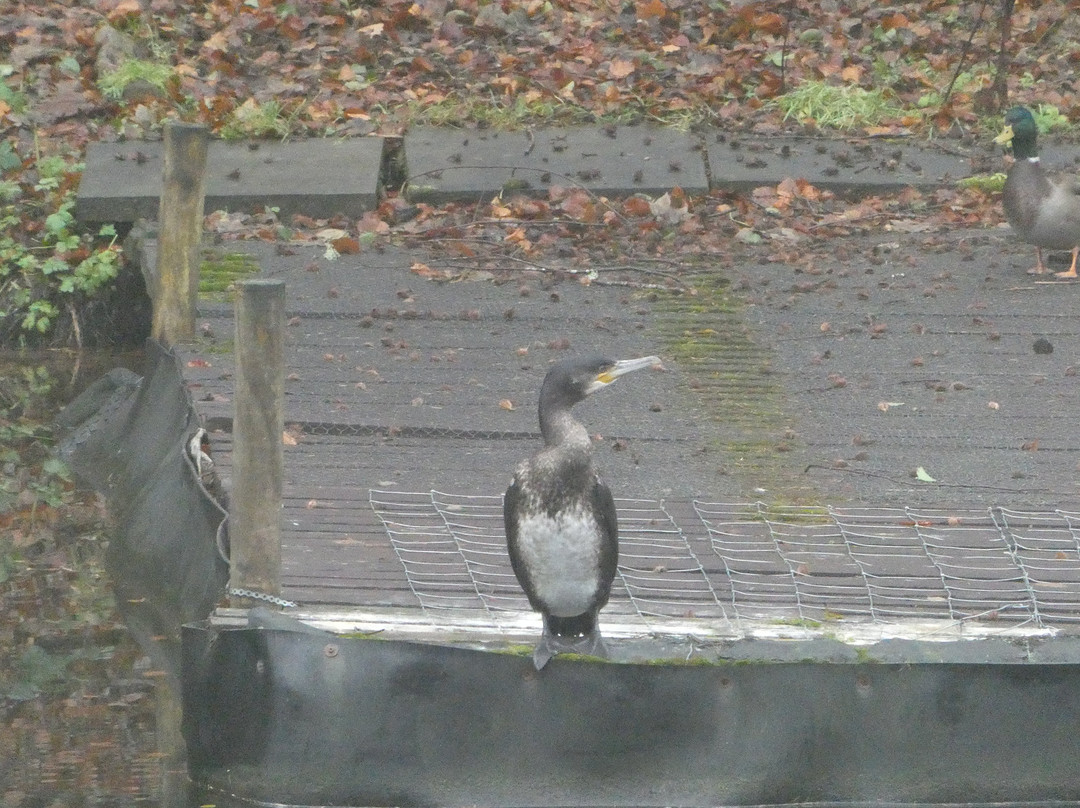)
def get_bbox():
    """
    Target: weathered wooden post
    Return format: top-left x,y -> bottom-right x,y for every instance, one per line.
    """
152,121 -> 208,344
229,279 -> 286,606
